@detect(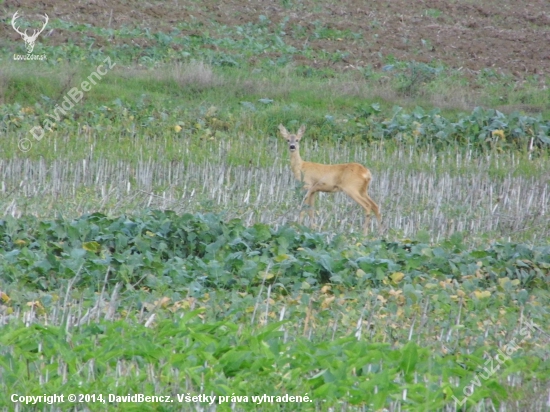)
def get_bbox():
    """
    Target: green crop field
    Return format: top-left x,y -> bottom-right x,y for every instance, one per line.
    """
0,1 -> 549,411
